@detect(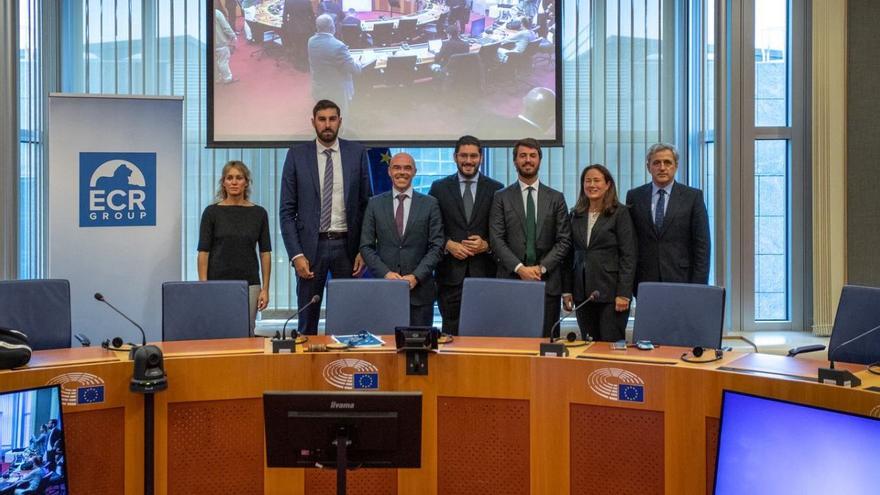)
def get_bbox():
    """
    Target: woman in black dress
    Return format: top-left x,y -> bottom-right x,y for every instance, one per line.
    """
562,164 -> 637,342
198,160 -> 272,332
